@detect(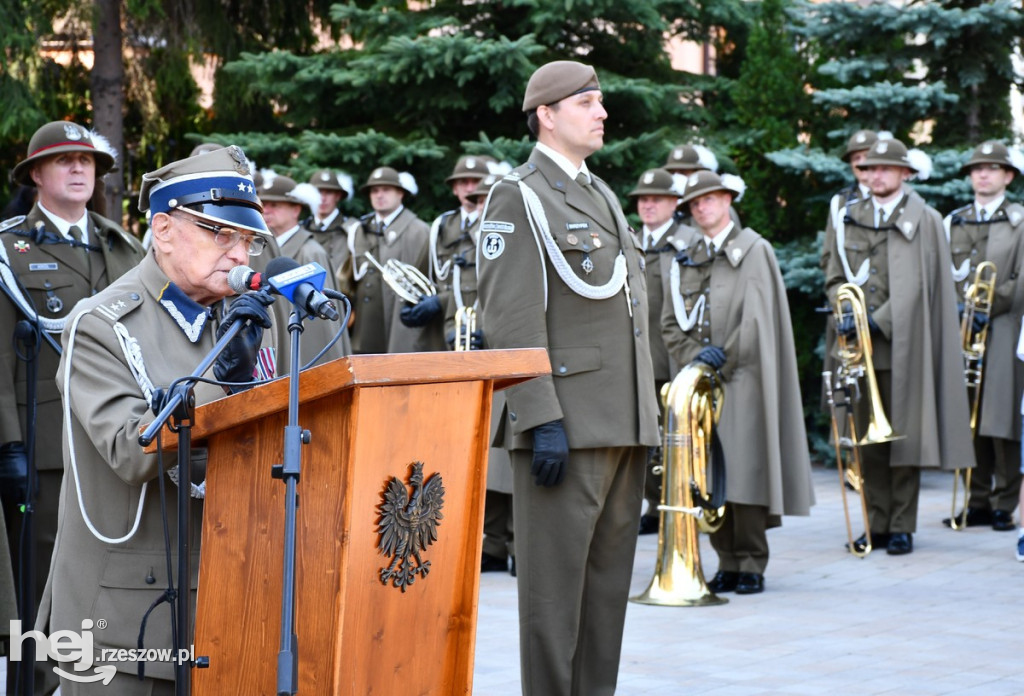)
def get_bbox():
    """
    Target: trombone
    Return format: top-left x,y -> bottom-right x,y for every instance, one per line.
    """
363,251 -> 437,305
453,305 -> 477,352
950,261 -> 996,530
826,283 -> 903,557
